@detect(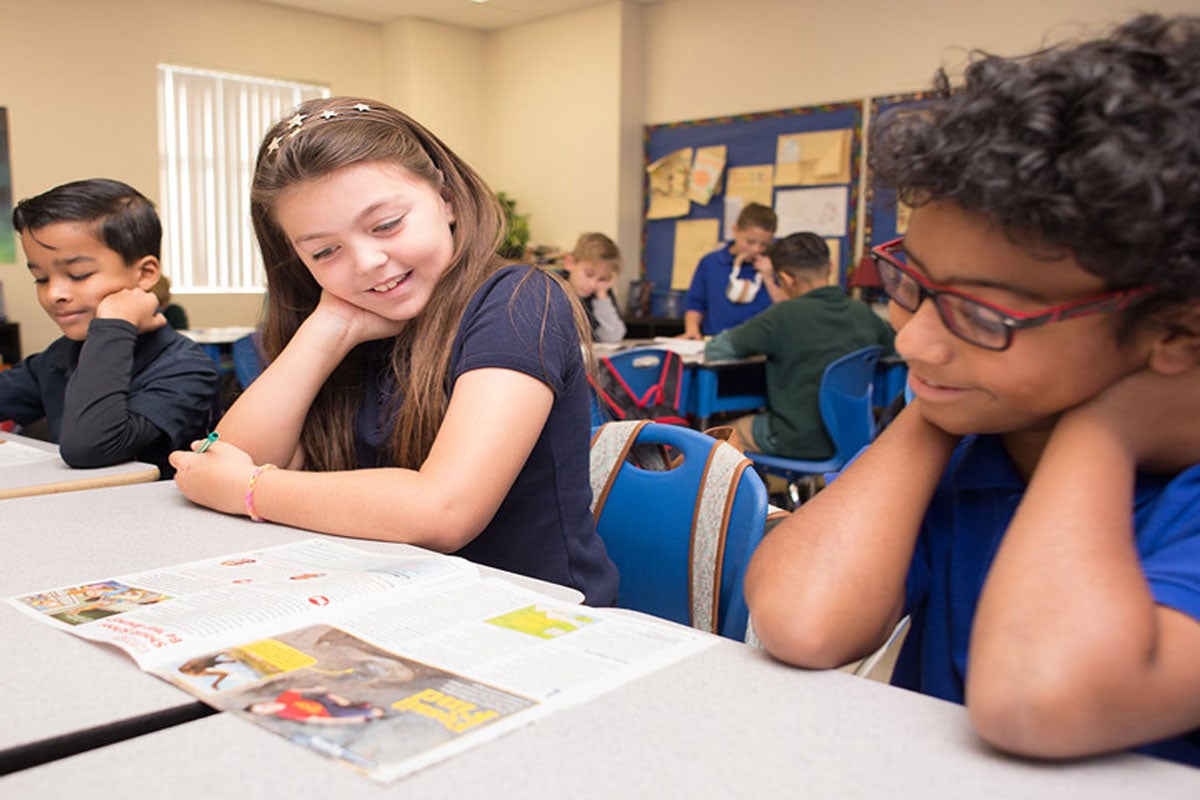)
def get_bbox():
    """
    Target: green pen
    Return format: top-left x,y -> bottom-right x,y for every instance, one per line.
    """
196,431 -> 219,453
